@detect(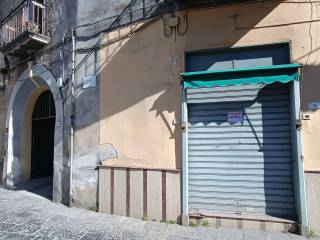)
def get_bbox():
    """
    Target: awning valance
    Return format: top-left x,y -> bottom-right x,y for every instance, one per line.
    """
182,64 -> 301,89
